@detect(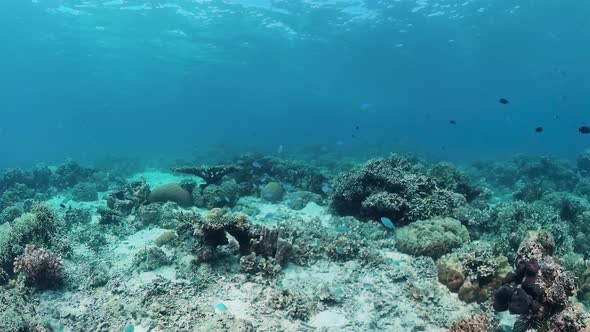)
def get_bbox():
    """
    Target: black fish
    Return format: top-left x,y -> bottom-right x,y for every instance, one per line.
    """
580,126 -> 590,134
355,125 -> 360,130
60,204 -> 66,208
535,127 -> 543,133
499,98 -> 509,104
449,120 -> 456,125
